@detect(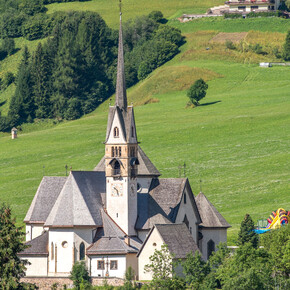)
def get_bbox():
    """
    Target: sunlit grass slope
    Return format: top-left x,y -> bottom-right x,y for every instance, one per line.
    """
0,2 -> 289,244
1,55 -> 289,244
0,38 -> 45,115
46,0 -> 224,27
